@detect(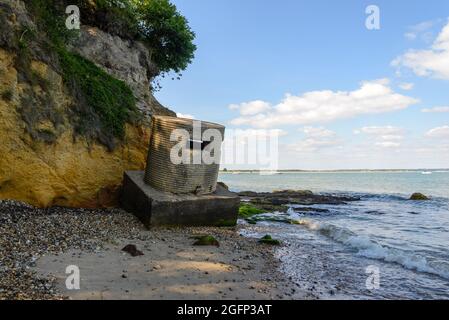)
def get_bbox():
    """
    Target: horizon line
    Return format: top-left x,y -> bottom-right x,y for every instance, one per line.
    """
220,168 -> 449,172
